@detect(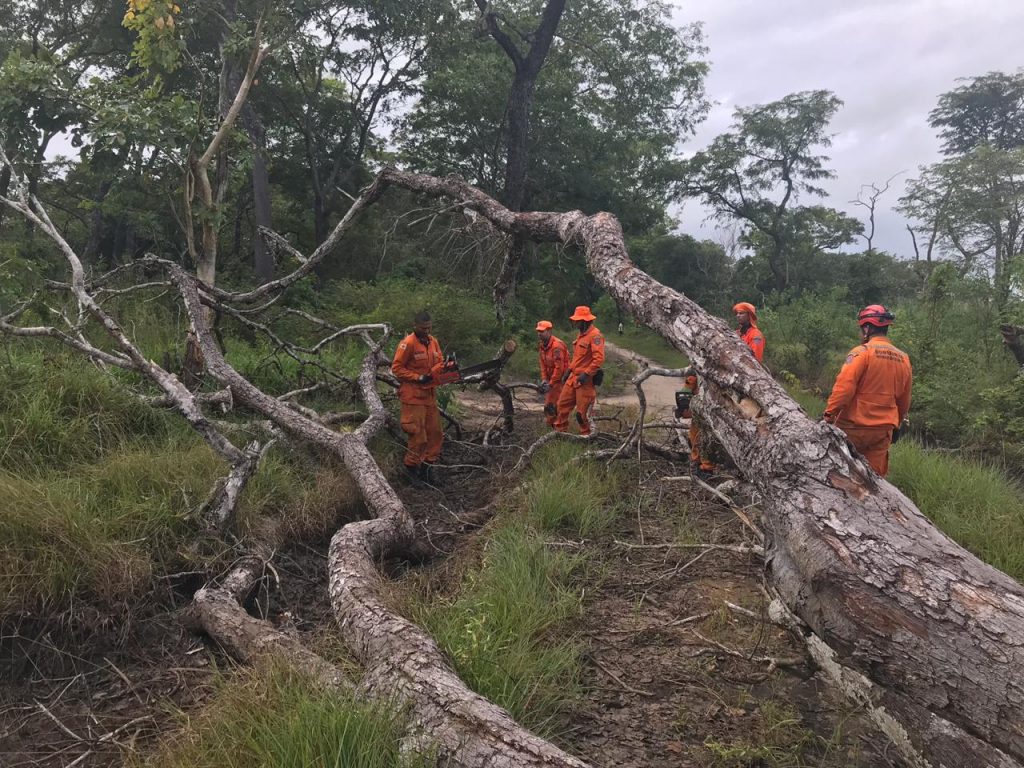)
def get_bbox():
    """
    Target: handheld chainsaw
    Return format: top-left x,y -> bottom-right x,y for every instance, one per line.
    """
436,354 -> 504,385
